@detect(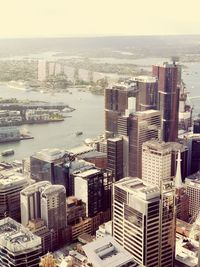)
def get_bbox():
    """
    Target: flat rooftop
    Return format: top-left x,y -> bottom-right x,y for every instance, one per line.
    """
143,139 -> 172,152
115,177 -> 160,200
83,236 -> 138,267
68,145 -> 94,156
135,75 -> 157,83
176,238 -> 198,267
76,168 -> 101,178
20,181 -> 51,196
0,170 -> 27,190
32,148 -> 66,162
0,217 -> 41,253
